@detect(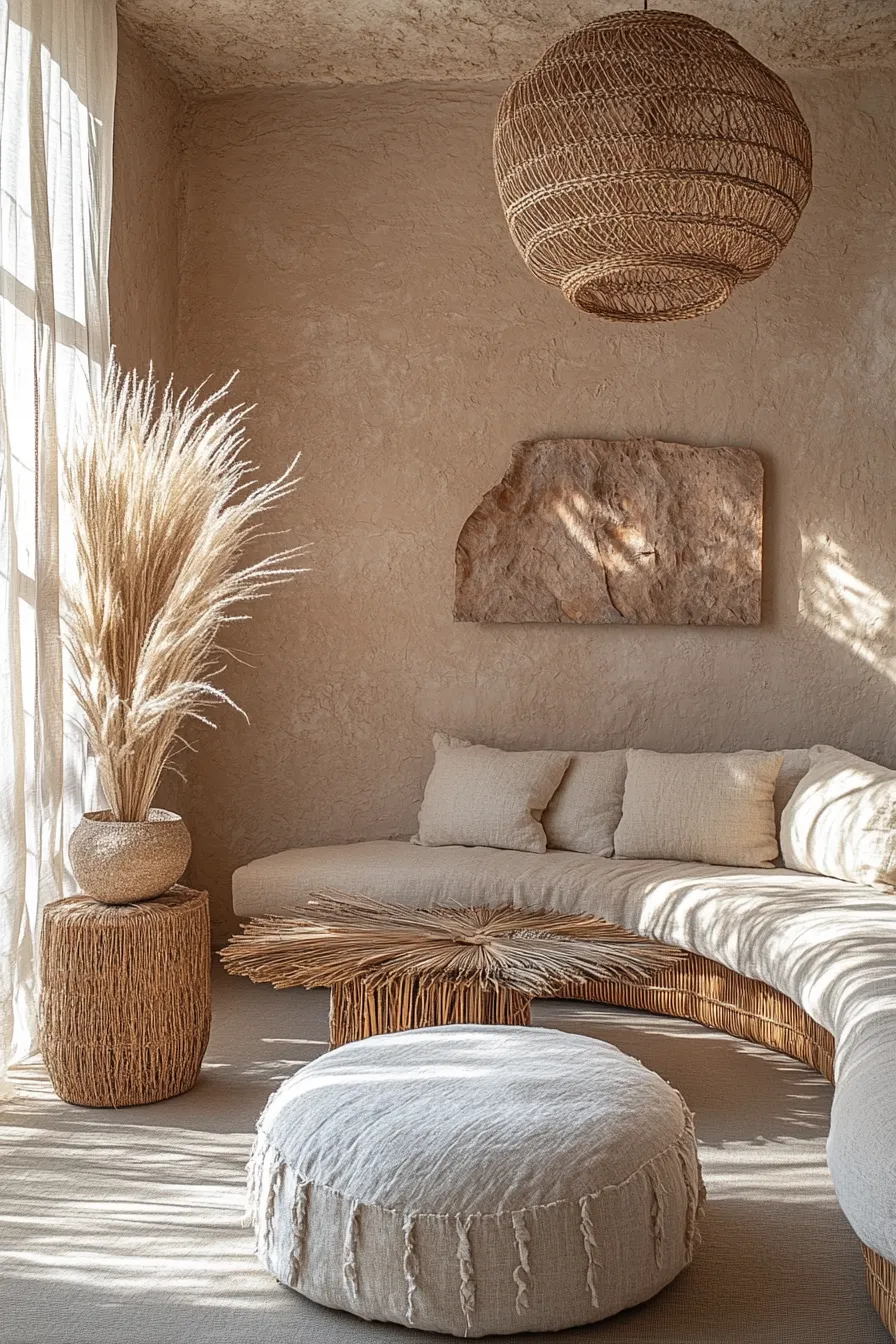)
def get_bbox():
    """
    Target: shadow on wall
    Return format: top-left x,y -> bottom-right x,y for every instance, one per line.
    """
800,532 -> 896,686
